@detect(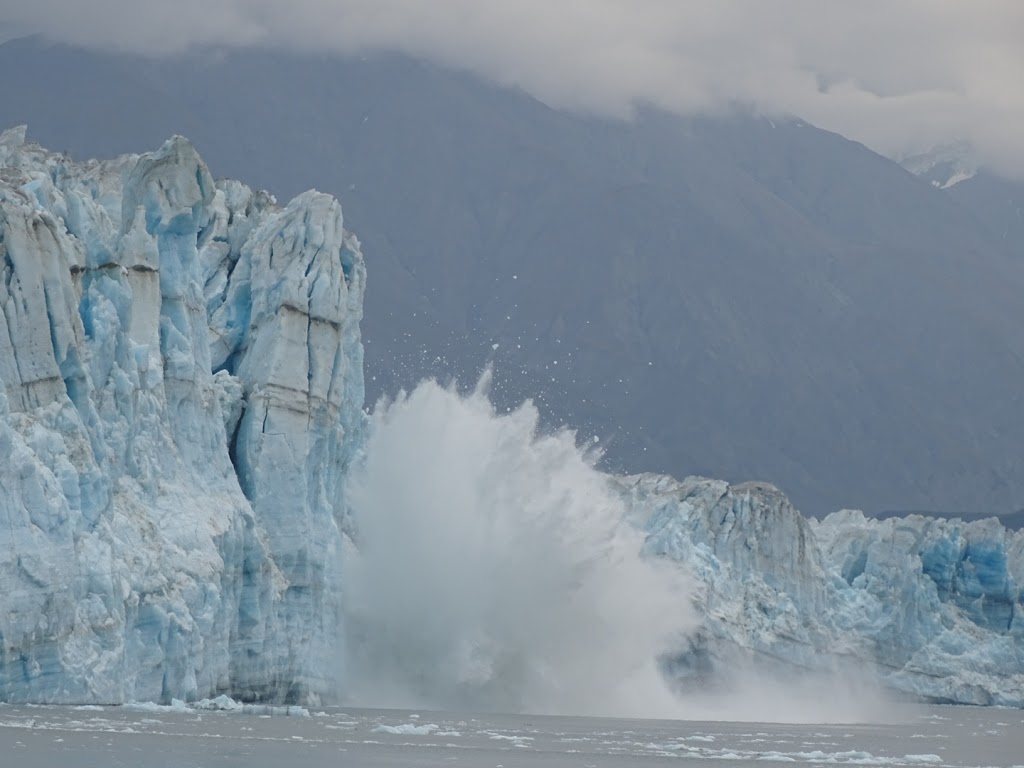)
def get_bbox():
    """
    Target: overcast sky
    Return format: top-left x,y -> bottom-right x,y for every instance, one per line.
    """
7,1 -> 1024,175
